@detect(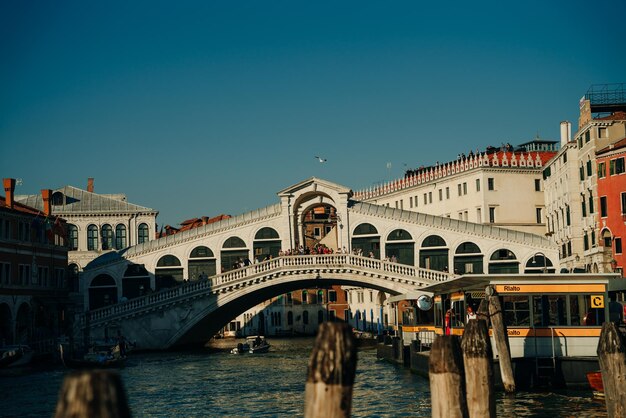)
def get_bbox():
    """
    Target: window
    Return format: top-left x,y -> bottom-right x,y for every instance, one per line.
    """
503,295 -> 530,326
598,162 -> 606,178
439,189 -> 443,201
476,208 -> 482,222
428,192 -> 432,204
536,208 -> 542,224
585,130 -> 590,143
489,207 -> 495,223
476,179 -> 480,192
598,127 -> 607,138
533,295 -> 567,326
534,179 -> 541,192
462,182 -> 467,195
457,184 -> 462,196
115,224 -> 127,249
487,178 -> 494,190
329,290 -> 337,302
566,206 -> 571,226
68,224 -> 78,250
87,224 -> 98,251
616,157 -> 625,175
589,192 -> 594,214
313,227 -> 321,237
622,192 -> 626,215
582,199 -> 587,217
445,187 -> 450,199
586,160 -> 592,177
616,238 -> 623,254
600,196 -> 608,217
584,233 -> 589,251
0,262 -> 10,285
302,290 -> 308,304
101,224 -> 113,250
423,194 -> 427,205
579,165 -> 585,181
409,197 -> 413,208
138,223 -> 149,244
